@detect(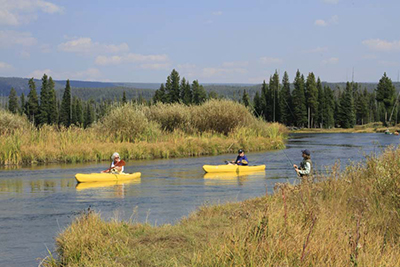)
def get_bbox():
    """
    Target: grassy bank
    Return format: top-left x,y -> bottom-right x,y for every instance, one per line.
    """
0,99 -> 287,166
292,122 -> 400,134
43,145 -> 400,266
